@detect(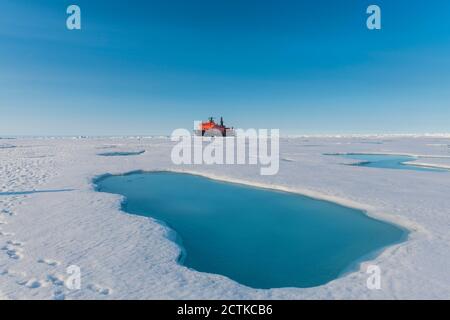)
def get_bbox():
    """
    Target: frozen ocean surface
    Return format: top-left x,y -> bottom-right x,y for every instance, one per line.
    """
0,135 -> 449,299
